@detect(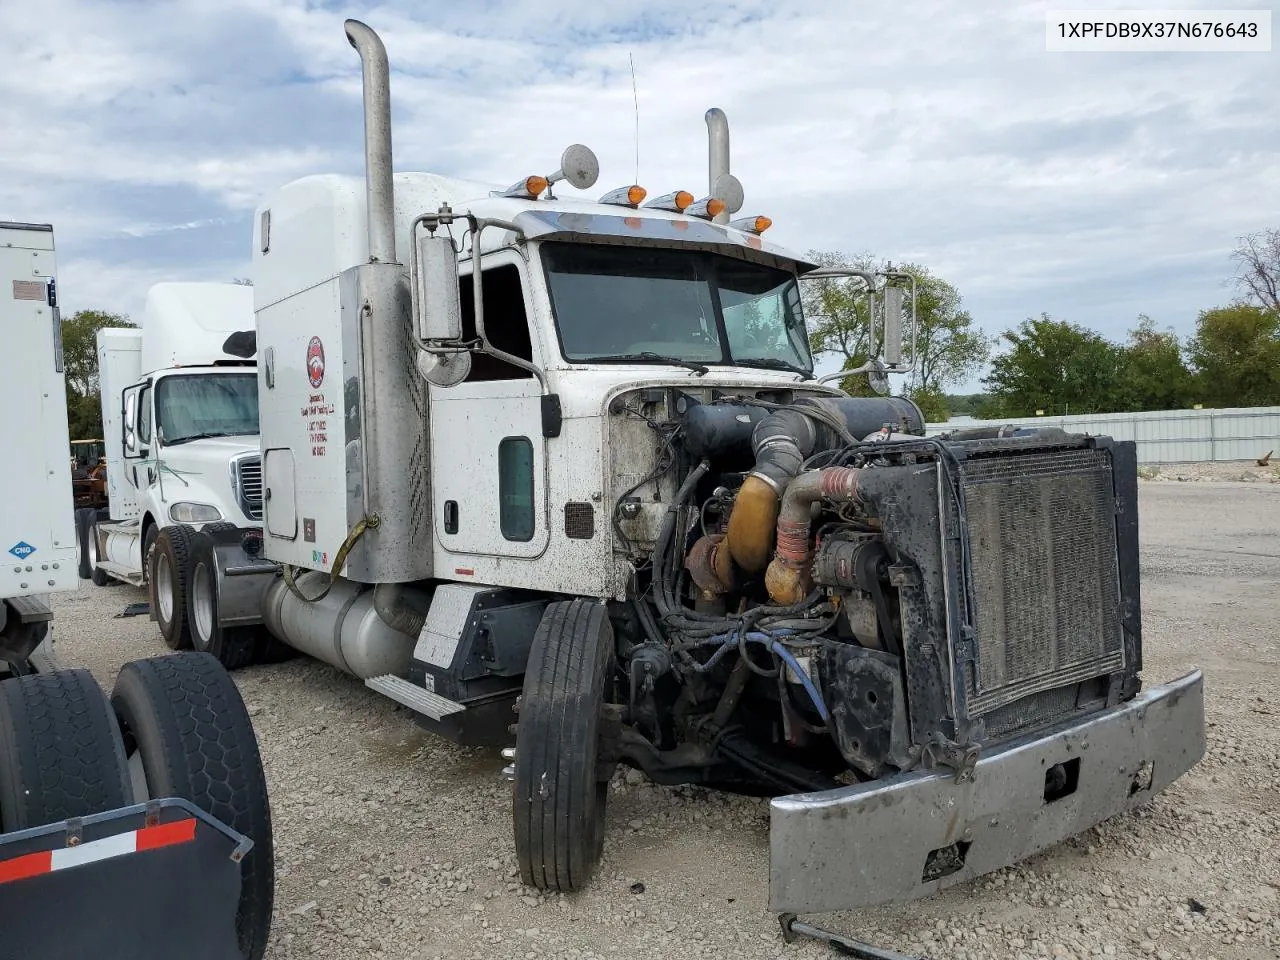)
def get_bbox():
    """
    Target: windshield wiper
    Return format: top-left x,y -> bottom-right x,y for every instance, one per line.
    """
163,431 -> 243,446
579,352 -> 709,375
732,357 -> 814,379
